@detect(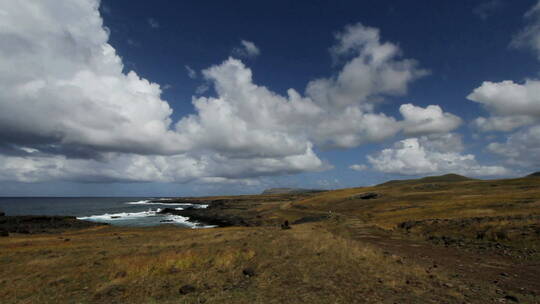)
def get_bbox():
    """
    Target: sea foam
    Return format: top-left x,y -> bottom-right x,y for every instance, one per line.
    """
77,206 -> 215,229
162,214 -> 217,229
125,200 -> 209,208
77,208 -> 161,221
